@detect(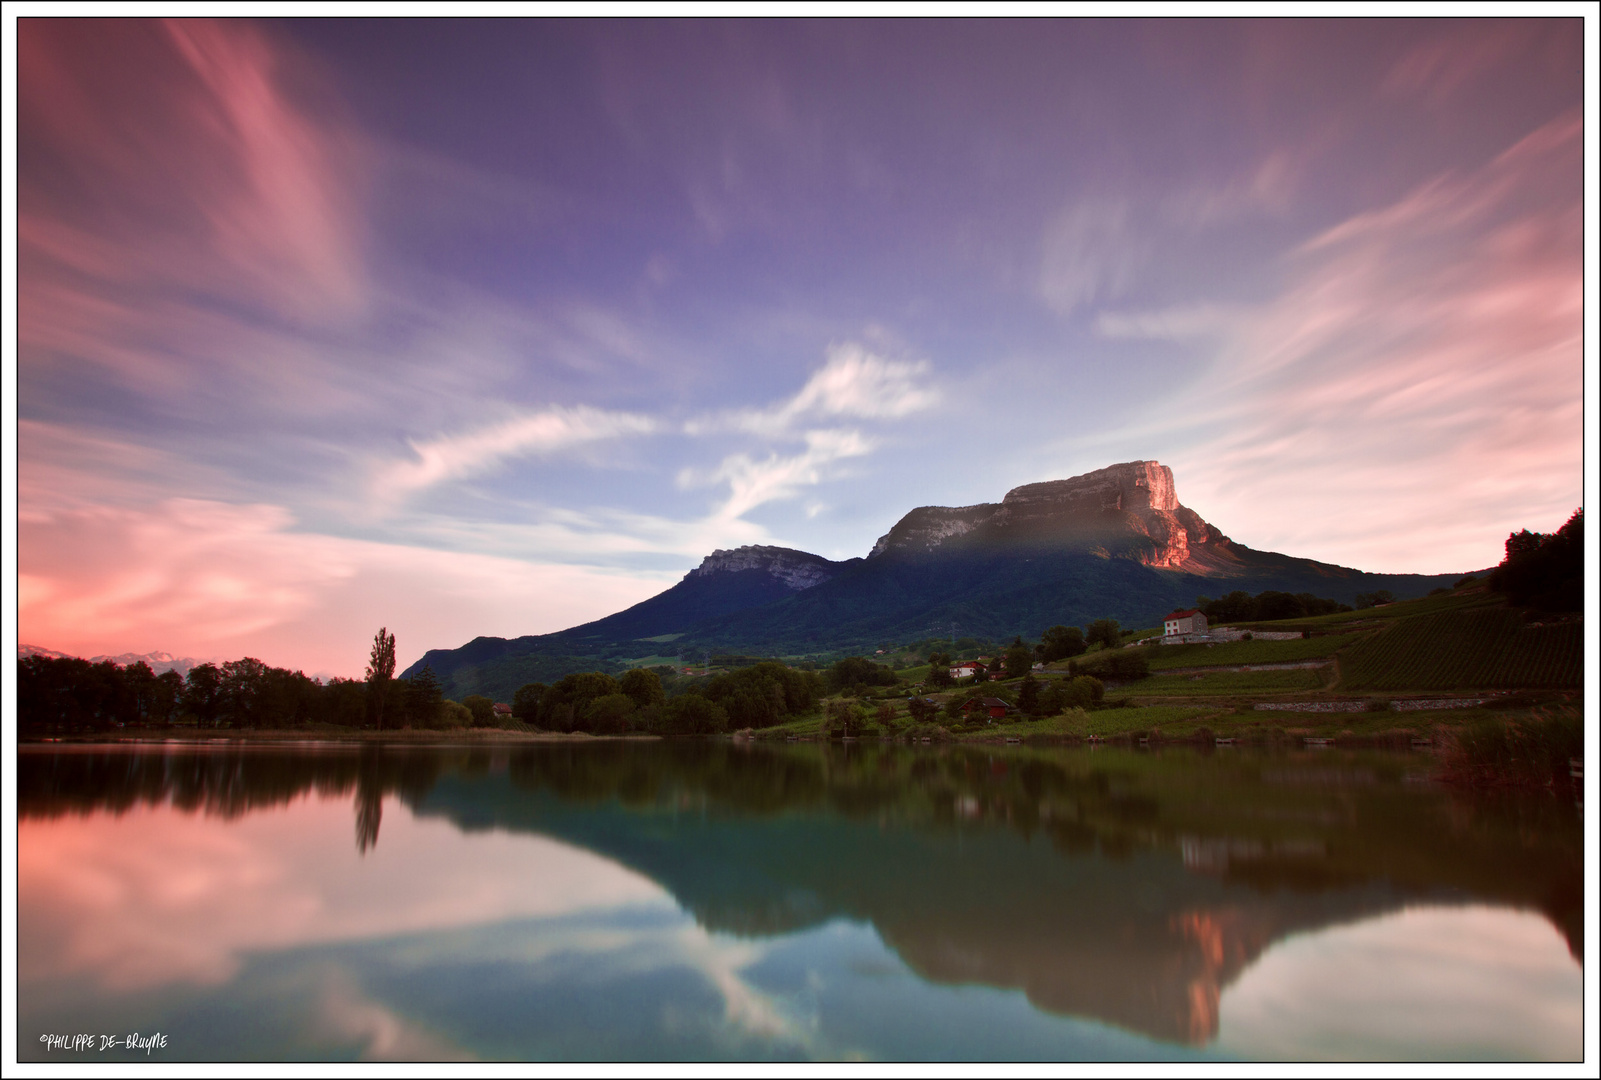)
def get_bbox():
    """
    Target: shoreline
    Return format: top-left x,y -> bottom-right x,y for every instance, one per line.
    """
18,727 -> 661,746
